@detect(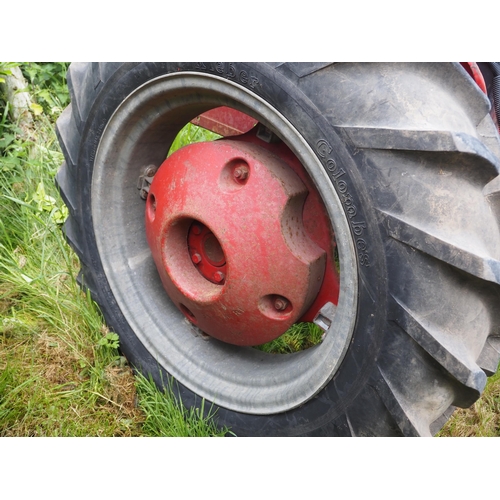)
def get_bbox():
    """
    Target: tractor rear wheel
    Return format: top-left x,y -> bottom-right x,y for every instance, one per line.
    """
56,62 -> 500,436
